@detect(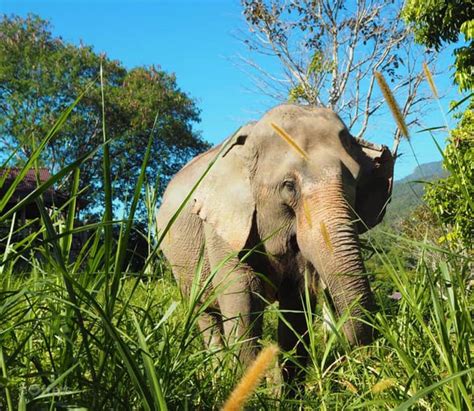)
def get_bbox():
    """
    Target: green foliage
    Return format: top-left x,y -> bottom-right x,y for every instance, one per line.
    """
0,14 -> 209,219
398,205 -> 444,244
2,212 -> 473,409
288,84 -> 307,103
289,52 -> 333,102
363,160 -> 447,270
403,0 -> 474,91
1,81 -> 473,410
403,0 -> 473,248
0,15 -> 472,409
424,107 -> 474,247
